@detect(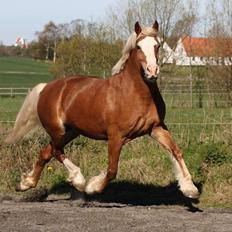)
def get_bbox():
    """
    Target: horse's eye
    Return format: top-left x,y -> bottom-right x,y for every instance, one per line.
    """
137,45 -> 141,50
